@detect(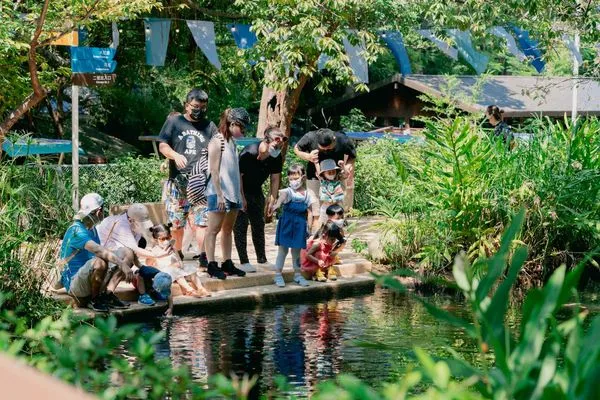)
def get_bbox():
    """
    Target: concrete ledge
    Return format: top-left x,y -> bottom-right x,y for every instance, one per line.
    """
71,273 -> 376,321
53,259 -> 373,302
